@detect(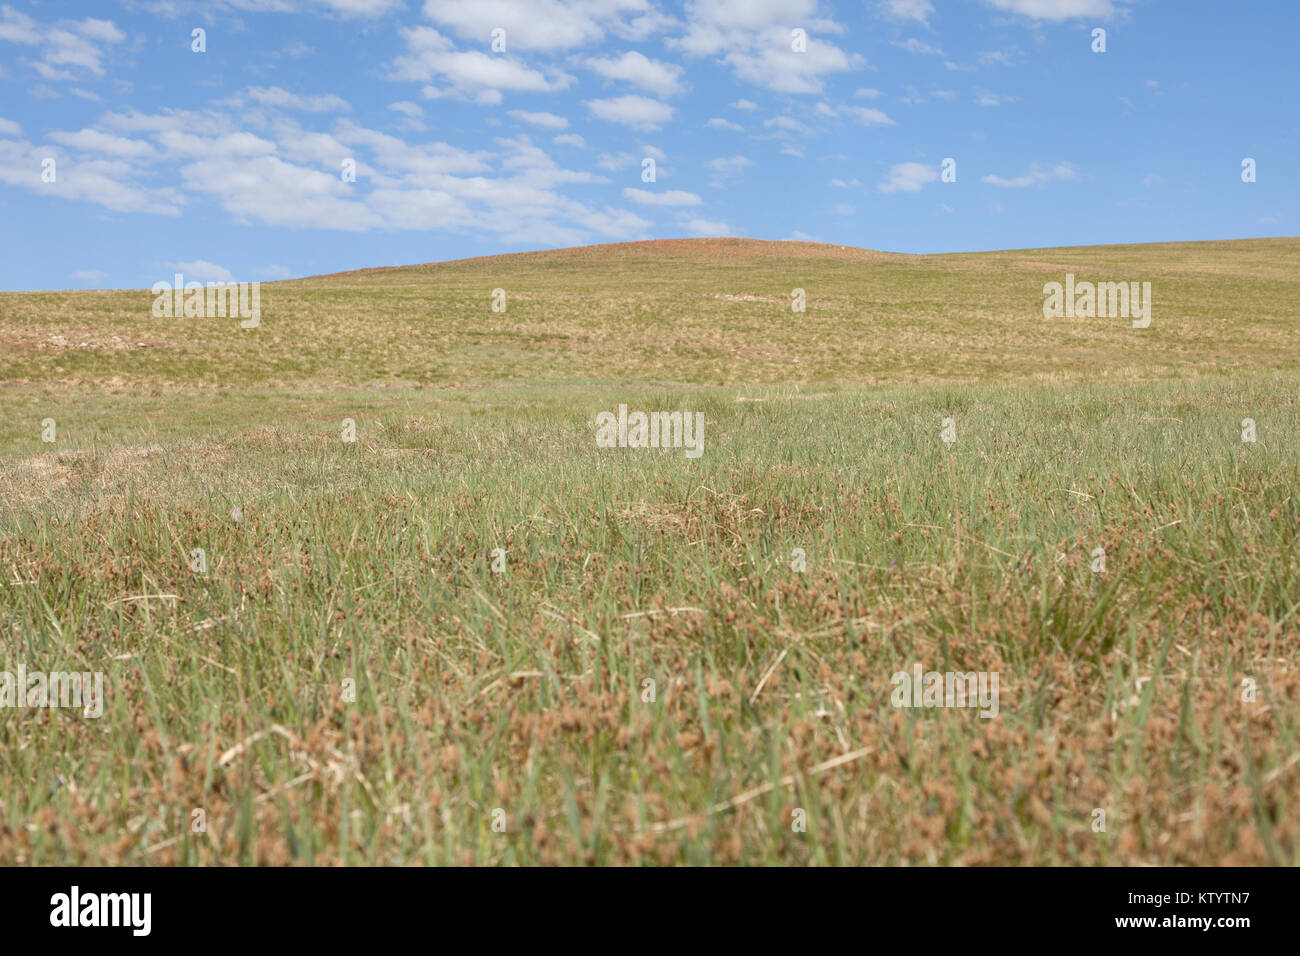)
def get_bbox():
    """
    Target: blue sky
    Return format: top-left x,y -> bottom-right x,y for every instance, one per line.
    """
0,0 -> 1295,291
